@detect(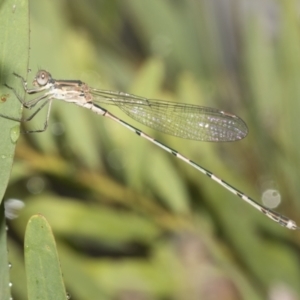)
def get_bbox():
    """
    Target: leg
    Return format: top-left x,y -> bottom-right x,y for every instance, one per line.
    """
0,97 -> 53,133
4,83 -> 50,109
12,72 -> 28,91
23,99 -> 53,133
